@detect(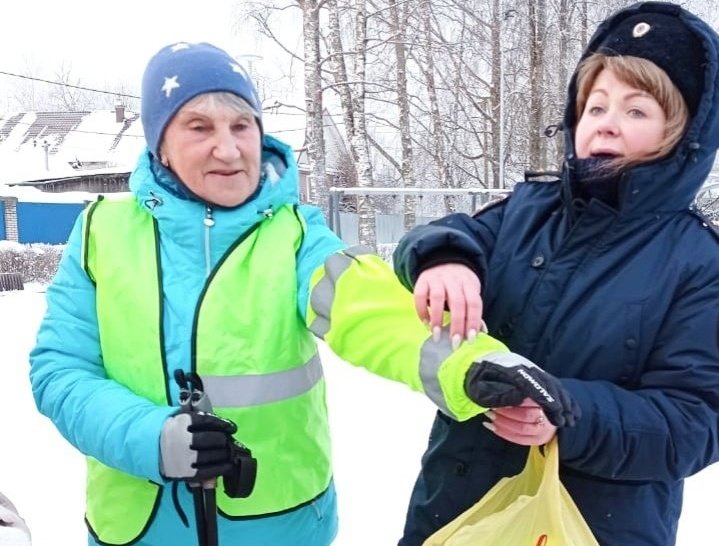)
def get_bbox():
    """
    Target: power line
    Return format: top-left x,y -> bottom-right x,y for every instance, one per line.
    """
0,70 -> 349,119
0,70 -> 354,125
0,70 -> 140,99
5,115 -> 349,137
2,117 -> 345,140
4,119 -> 144,138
